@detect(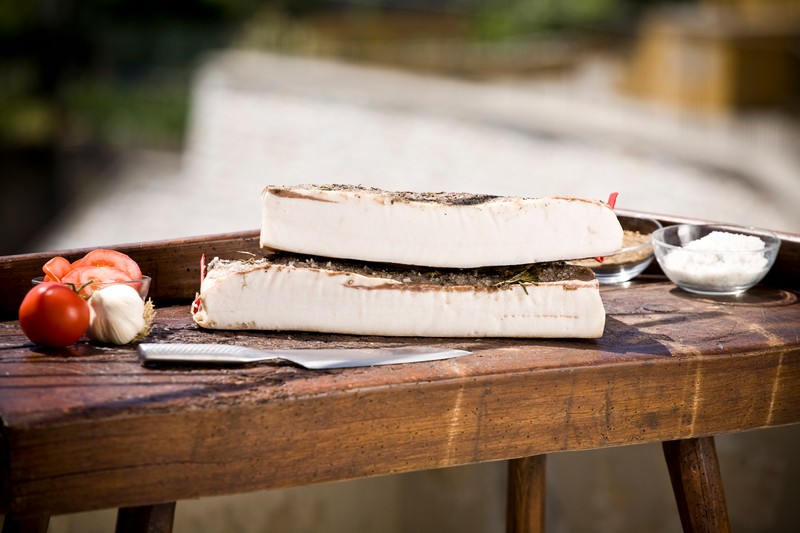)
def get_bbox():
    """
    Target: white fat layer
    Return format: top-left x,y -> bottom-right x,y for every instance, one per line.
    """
193,264 -> 605,338
260,188 -> 623,268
